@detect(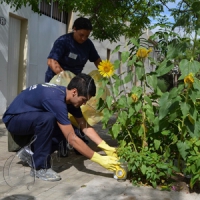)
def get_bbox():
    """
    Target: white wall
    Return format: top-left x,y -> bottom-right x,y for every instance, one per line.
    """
0,3 -> 66,115
28,13 -> 66,85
